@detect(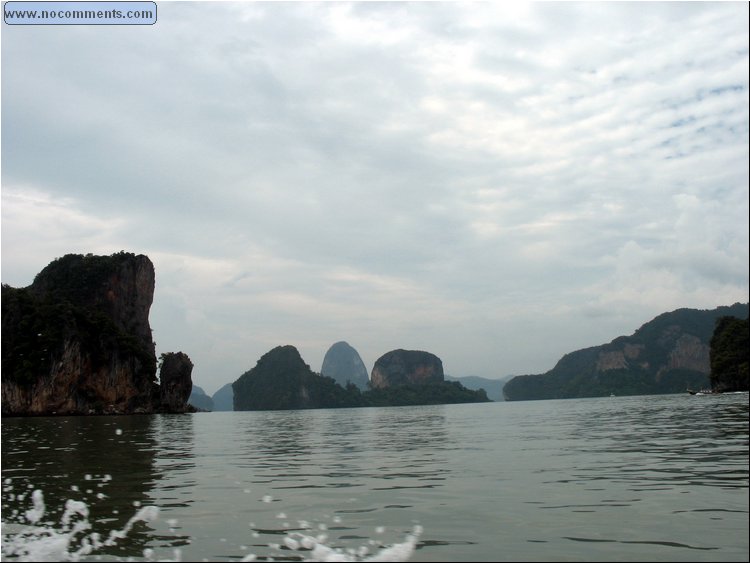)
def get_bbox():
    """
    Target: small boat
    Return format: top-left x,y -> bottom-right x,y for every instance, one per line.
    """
687,388 -> 718,396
